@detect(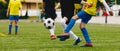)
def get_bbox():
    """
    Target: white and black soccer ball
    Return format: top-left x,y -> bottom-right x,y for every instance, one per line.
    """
44,18 -> 54,29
